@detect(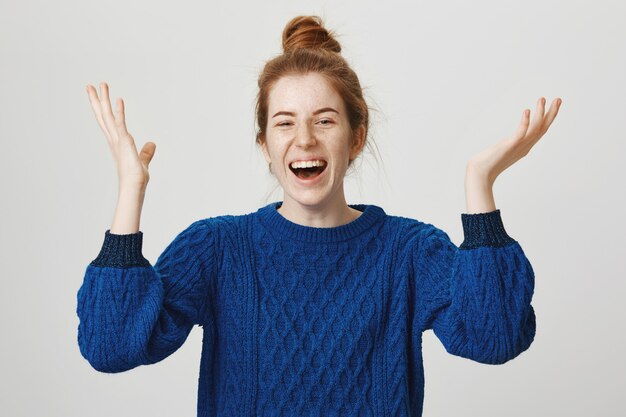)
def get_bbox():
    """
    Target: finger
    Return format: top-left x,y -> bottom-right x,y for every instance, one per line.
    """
528,96 -> 546,137
85,85 -> 112,141
112,97 -> 142,156
512,108 -> 531,141
538,97 -> 562,136
99,82 -> 119,140
139,141 -> 156,168
114,97 -> 129,137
